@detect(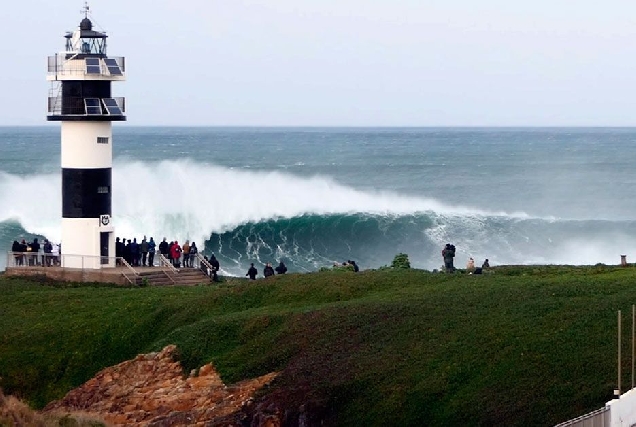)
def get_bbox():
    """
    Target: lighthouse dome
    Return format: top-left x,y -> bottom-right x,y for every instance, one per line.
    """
80,17 -> 92,31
